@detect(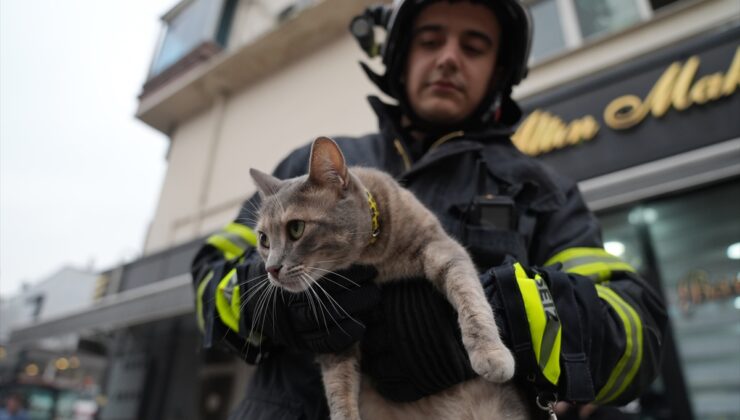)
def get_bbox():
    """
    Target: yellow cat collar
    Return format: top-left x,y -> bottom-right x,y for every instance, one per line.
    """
365,189 -> 380,244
